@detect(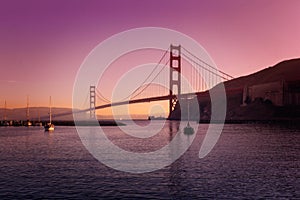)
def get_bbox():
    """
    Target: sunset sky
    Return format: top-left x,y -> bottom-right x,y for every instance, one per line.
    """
0,0 -> 299,114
